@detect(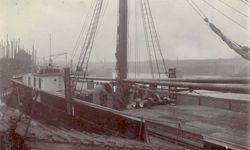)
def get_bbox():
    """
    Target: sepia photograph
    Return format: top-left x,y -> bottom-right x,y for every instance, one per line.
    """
0,0 -> 249,149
